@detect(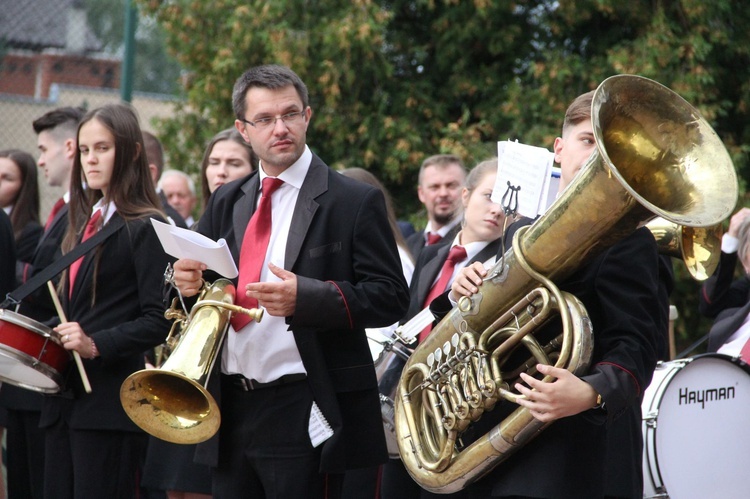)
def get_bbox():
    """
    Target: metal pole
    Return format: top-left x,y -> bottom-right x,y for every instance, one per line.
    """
120,0 -> 137,102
